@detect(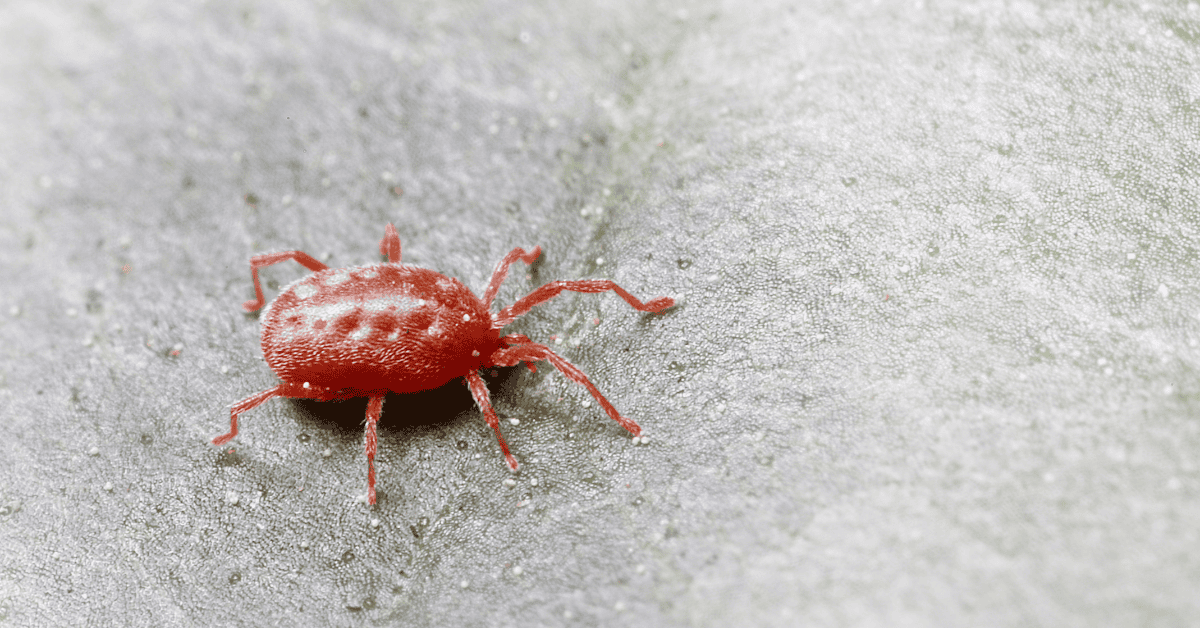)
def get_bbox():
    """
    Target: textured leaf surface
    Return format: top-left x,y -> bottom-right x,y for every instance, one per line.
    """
1,0 -> 1197,626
